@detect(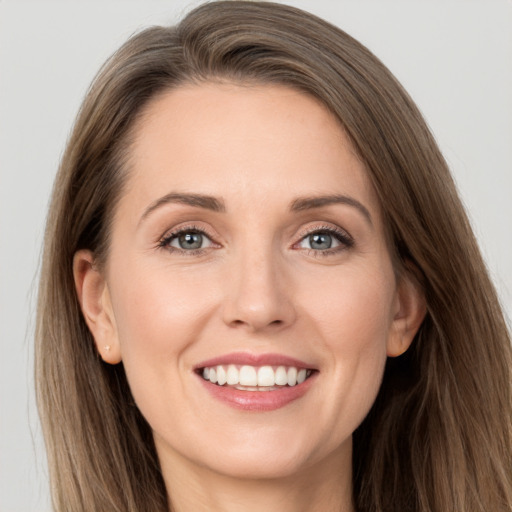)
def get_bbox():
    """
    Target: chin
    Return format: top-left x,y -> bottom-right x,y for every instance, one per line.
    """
189,424 -> 346,481
200,449 -> 314,481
